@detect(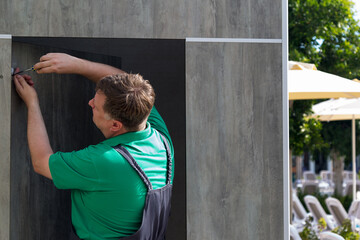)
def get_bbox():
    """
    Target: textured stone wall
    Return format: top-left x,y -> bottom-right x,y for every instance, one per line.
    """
186,42 -> 283,239
1,0 -> 281,39
0,37 -> 11,240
